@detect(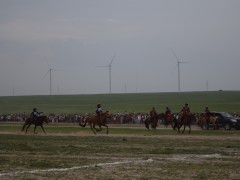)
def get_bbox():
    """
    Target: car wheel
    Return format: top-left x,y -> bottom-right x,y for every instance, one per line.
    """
224,123 -> 231,130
